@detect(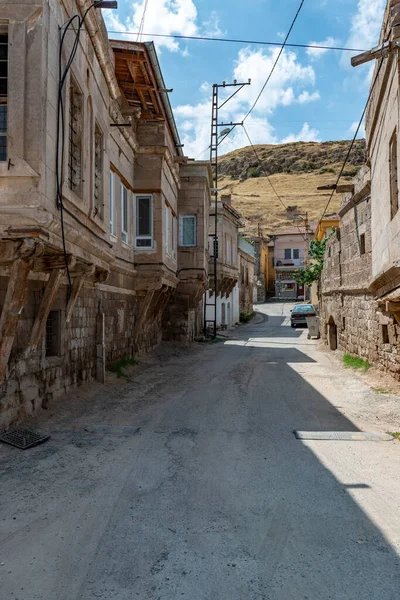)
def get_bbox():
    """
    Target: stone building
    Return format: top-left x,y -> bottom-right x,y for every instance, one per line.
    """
0,0 -> 211,426
273,225 -> 314,299
320,167 -> 400,377
204,195 -> 241,330
363,0 -> 400,325
252,234 -> 275,303
238,236 -> 255,317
